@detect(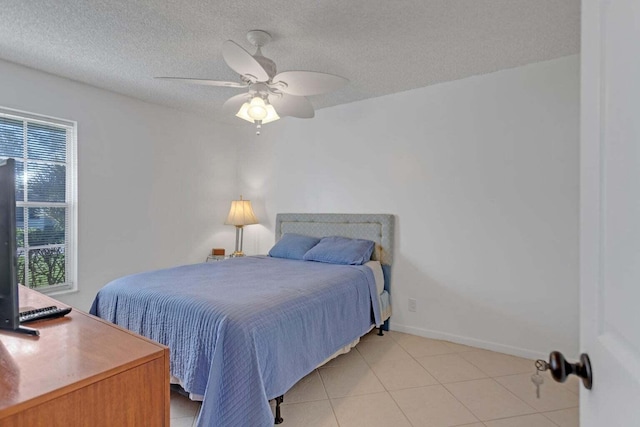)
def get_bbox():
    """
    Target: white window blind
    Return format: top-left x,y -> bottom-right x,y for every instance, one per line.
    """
0,108 -> 77,294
